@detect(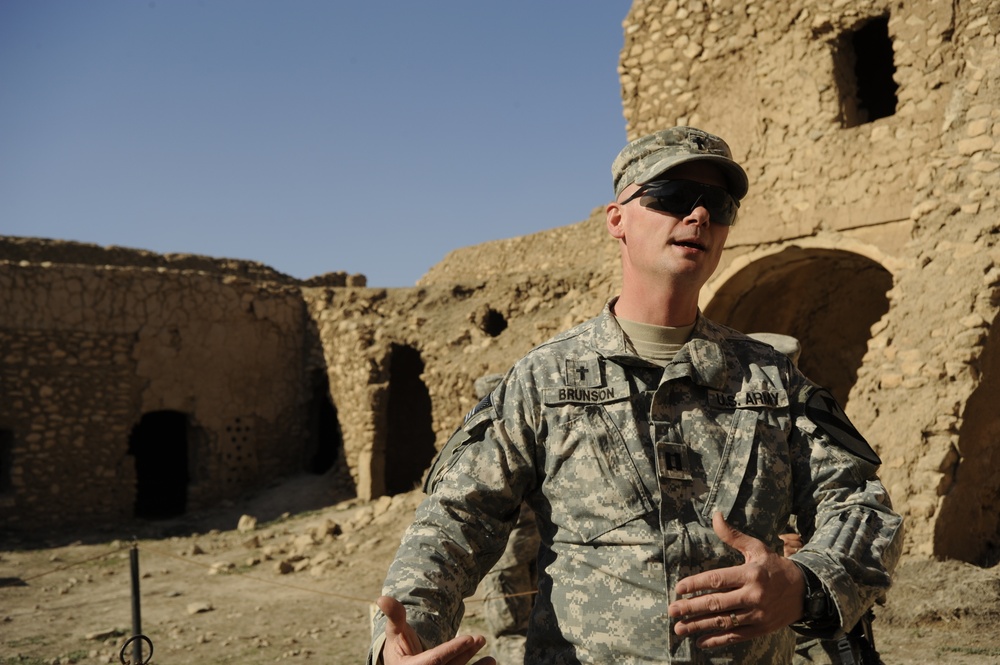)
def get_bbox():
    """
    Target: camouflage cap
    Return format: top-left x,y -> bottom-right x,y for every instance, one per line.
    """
748,332 -> 802,366
612,126 -> 749,200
